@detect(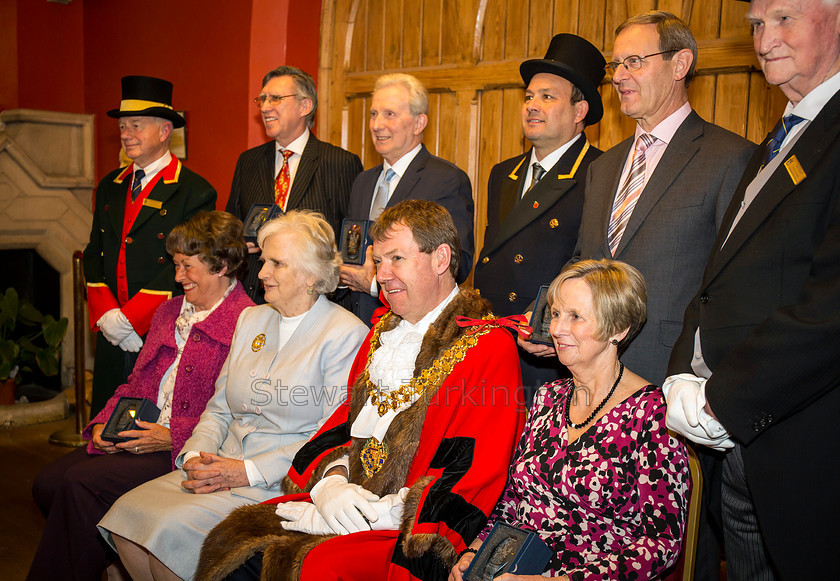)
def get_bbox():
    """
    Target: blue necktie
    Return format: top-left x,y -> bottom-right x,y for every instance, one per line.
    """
131,169 -> 145,201
762,114 -> 805,168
